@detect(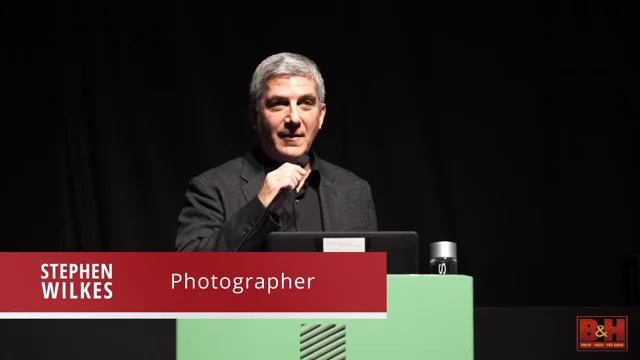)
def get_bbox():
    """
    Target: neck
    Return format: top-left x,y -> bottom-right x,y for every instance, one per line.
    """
258,145 -> 312,168
252,146 -> 312,174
